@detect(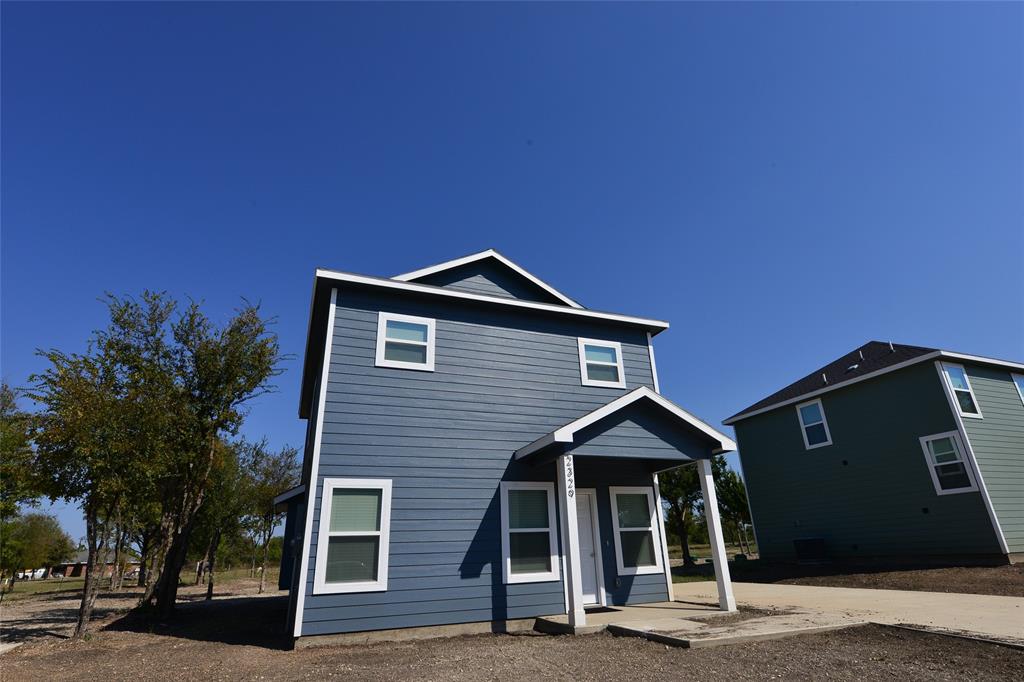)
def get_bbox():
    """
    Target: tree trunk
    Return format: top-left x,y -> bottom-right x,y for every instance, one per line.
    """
258,533 -> 269,594
74,509 -> 111,639
153,513 -> 199,617
109,519 -> 124,592
205,528 -> 221,601
678,507 -> 695,567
